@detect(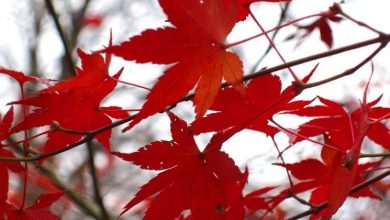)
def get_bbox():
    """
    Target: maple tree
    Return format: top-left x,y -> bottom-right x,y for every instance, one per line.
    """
0,0 -> 390,219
